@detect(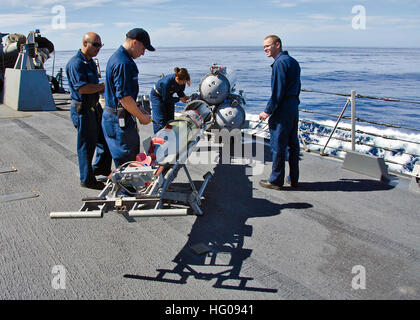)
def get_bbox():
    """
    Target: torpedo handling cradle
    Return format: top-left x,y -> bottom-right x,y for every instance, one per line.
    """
50,65 -> 248,219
